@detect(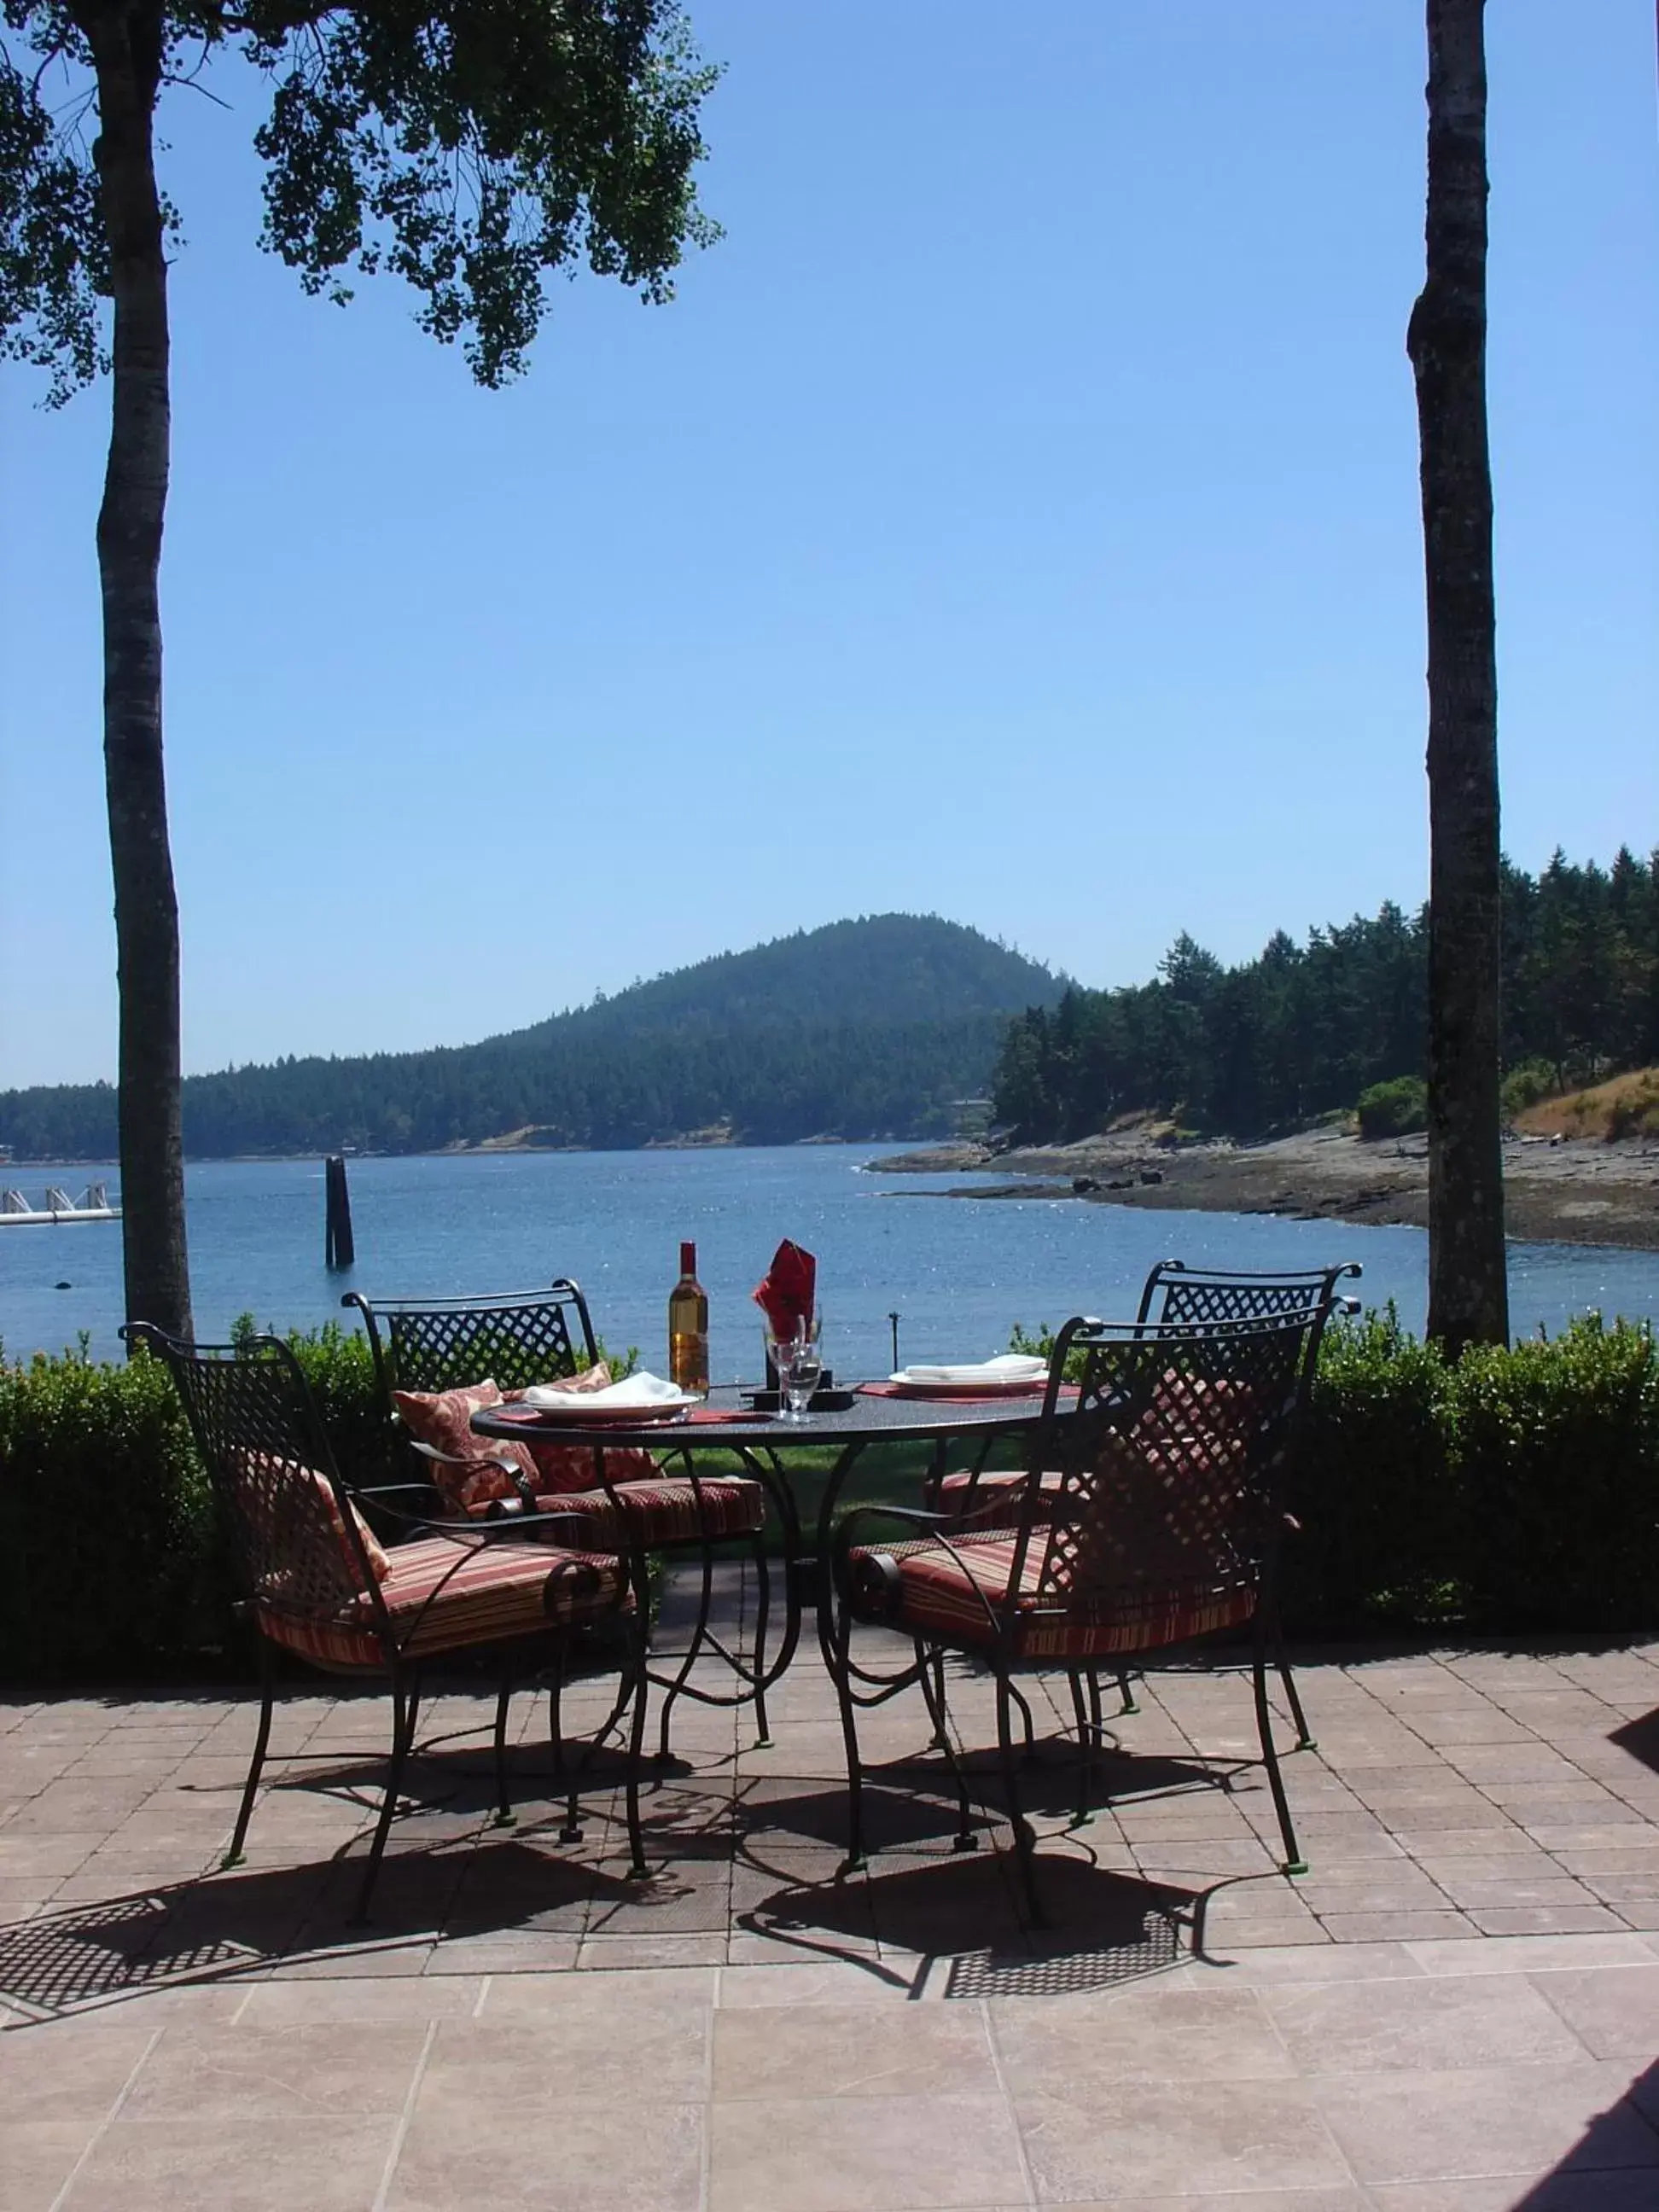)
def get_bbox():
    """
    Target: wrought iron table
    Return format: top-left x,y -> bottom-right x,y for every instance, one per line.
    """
471,1383 -> 1052,1740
